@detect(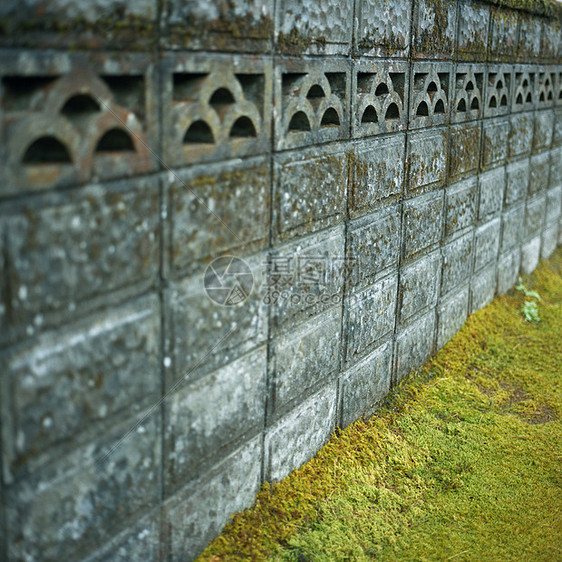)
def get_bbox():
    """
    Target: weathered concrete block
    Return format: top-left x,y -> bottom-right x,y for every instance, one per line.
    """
520,236 -> 541,274
161,54 -> 272,167
274,58 -> 350,150
508,112 -> 534,160
1,296 -> 160,483
448,122 -> 481,182
165,250 -> 268,387
354,0 -> 412,58
551,146 -> 562,185
505,159 -> 529,206
412,0 -> 457,59
441,232 -> 474,297
512,66 -> 536,112
347,207 -> 401,292
540,20 -> 561,62
452,64 -> 484,123
456,0 -> 490,61
162,0 -> 273,52
166,157 -> 270,277
0,51 -> 158,196
163,437 -> 262,562
488,7 -> 519,62
541,222 -> 559,258
409,63 -> 451,129
536,69 -> 556,108
557,77 -> 562,109
478,167 -> 505,219
271,306 -> 341,415
533,109 -> 554,153
406,128 -> 448,195
395,310 -> 436,383
352,60 -> 409,137
348,134 -> 405,219
470,263 -> 496,313
399,251 -> 441,325
273,144 -> 347,242
4,177 -> 159,334
437,287 -> 469,350
497,249 -> 521,294
474,218 -> 501,272
529,153 -> 550,196
0,232 -> 6,344
340,340 -> 393,428
501,203 -> 525,253
484,65 -> 511,118
517,14 -> 542,61
481,117 -> 509,170
164,347 -> 266,492
4,408 -> 161,561
402,191 -> 444,261
546,185 -> 562,224
270,226 -> 345,332
275,0 -> 353,55
264,384 -> 337,481
445,178 -> 477,238
525,195 -> 547,239
555,108 -> 562,145
344,274 -> 398,366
